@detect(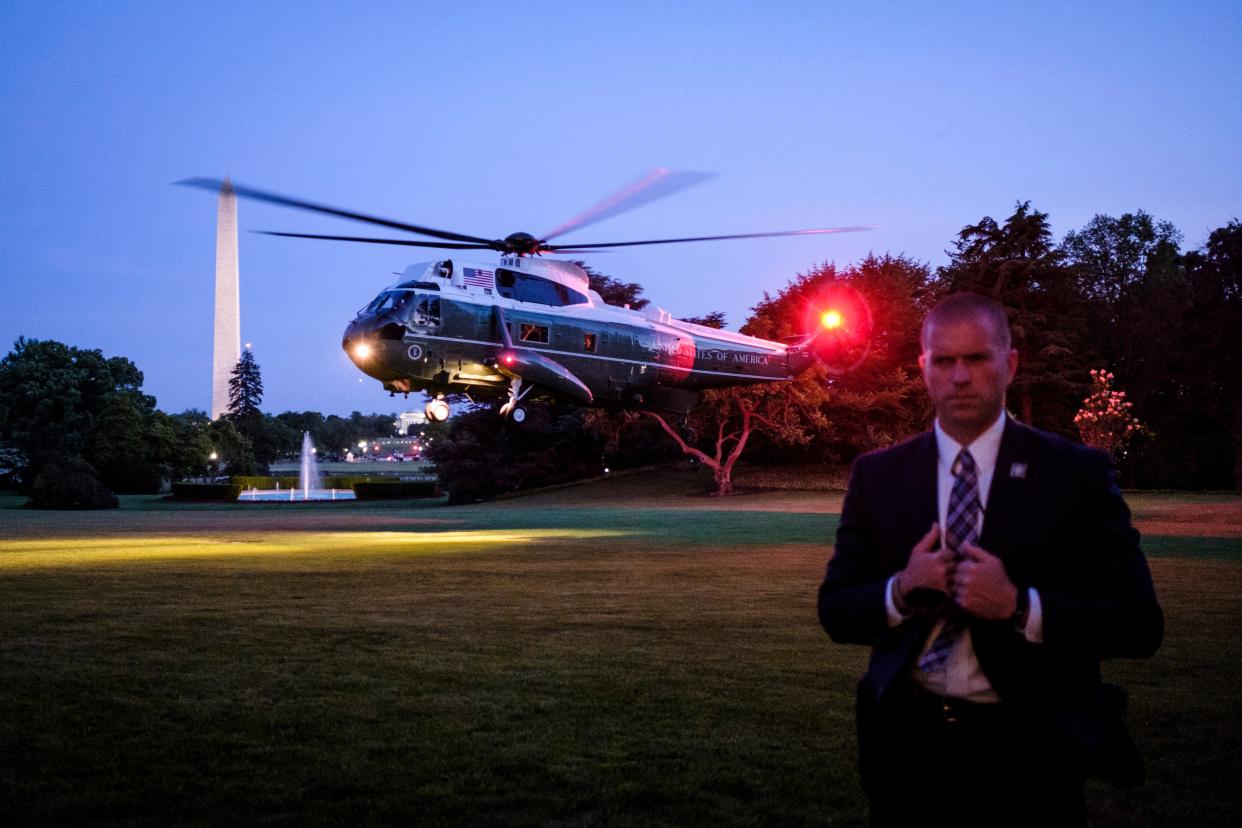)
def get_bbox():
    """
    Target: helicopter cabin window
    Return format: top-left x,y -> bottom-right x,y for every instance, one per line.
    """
519,323 -> 549,343
496,268 -> 588,307
583,333 -> 597,353
412,295 -> 440,327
